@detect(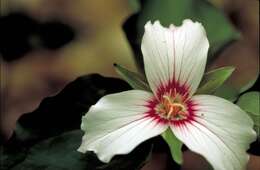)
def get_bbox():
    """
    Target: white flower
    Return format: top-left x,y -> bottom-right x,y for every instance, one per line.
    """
78,19 -> 256,170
